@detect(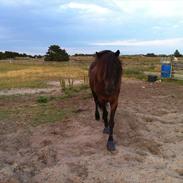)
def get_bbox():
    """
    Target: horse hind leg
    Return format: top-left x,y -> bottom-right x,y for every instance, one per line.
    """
102,104 -> 110,134
91,90 -> 100,121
